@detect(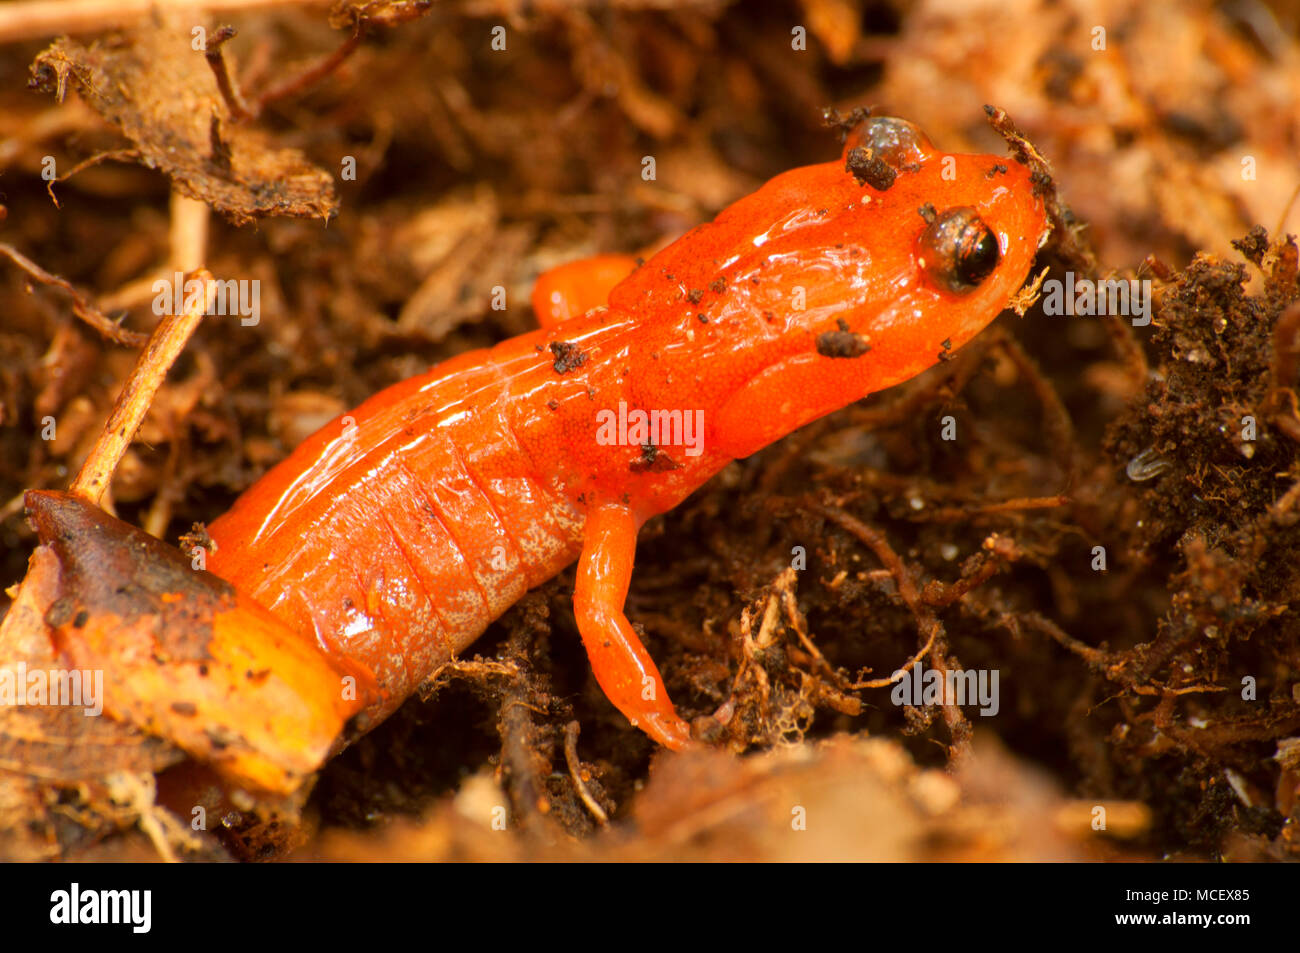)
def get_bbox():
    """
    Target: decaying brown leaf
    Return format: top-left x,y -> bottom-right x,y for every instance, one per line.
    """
23,490 -> 376,796
30,23 -> 338,225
